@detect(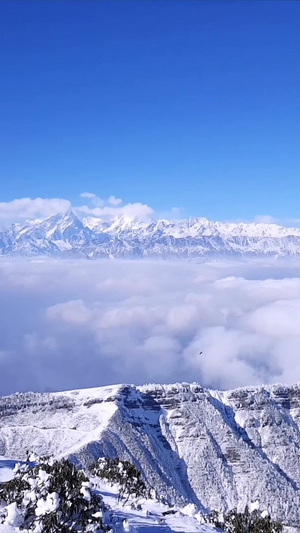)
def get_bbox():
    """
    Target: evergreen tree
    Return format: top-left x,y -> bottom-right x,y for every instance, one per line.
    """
91,457 -> 147,503
209,505 -> 283,533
